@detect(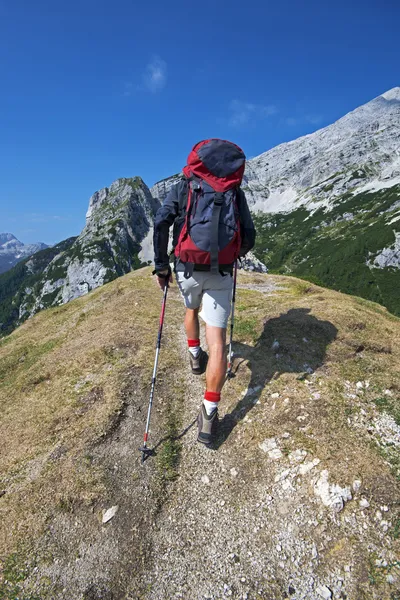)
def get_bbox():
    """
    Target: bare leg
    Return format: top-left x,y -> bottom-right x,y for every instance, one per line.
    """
205,325 -> 227,393
184,308 -> 200,340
